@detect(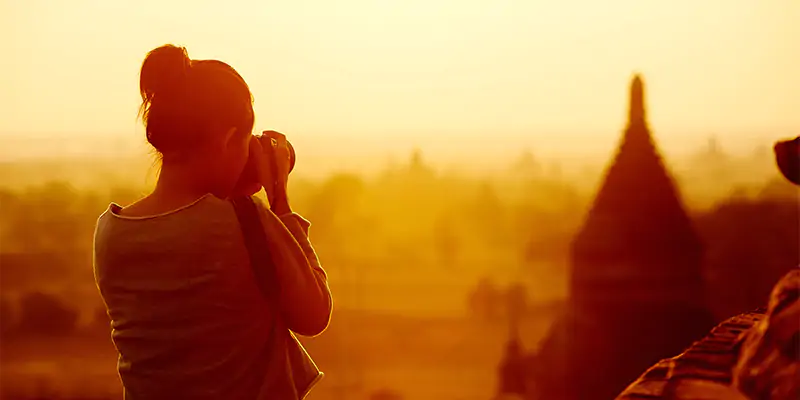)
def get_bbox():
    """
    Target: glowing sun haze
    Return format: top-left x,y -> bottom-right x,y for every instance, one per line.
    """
1,0 -> 798,163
